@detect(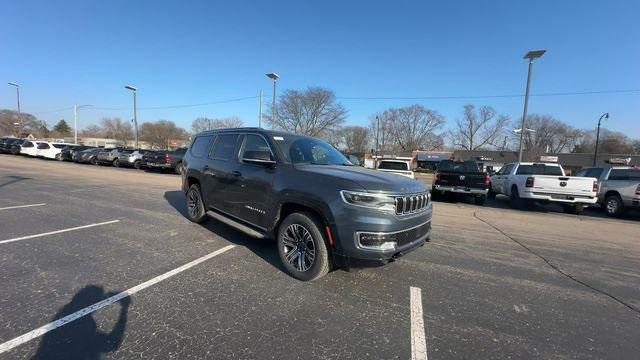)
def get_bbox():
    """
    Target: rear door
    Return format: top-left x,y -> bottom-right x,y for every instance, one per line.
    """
202,134 -> 241,216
